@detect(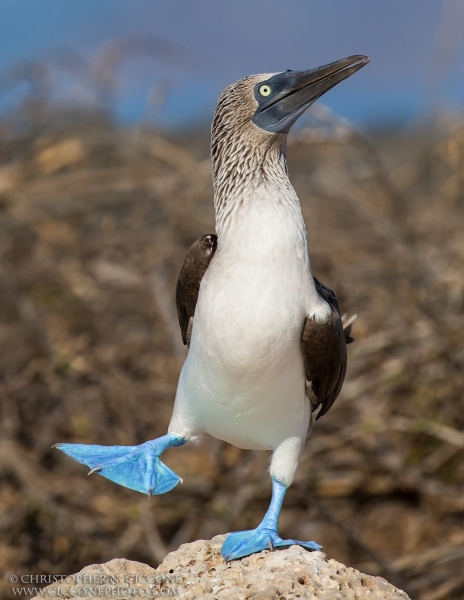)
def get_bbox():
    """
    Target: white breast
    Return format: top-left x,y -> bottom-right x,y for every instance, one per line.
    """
171,187 -> 329,450
201,200 -> 308,359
